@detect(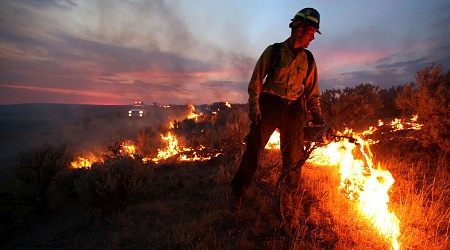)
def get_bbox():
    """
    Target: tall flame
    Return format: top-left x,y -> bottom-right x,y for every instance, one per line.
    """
151,131 -> 181,163
265,116 -> 423,249
314,137 -> 400,249
306,115 -> 423,249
